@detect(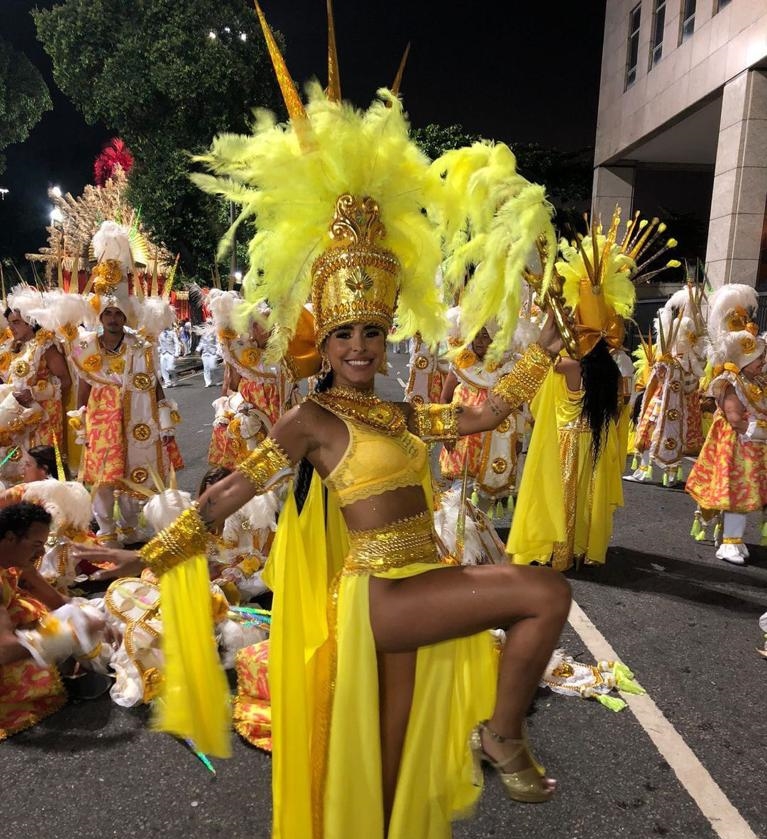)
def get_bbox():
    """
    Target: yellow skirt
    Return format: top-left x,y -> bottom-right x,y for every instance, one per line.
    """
263,478 -> 498,839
